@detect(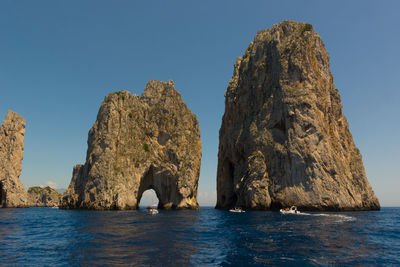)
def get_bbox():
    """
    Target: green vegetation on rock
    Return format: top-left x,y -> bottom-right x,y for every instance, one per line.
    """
143,143 -> 149,152
301,23 -> 313,34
